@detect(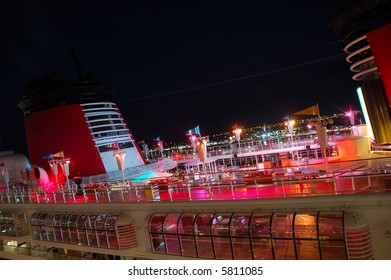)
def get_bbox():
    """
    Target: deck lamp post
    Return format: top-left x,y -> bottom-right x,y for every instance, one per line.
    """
285,119 -> 296,161
113,149 -> 126,186
49,158 -> 59,189
233,128 -> 242,153
62,159 -> 71,191
49,157 -> 71,190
